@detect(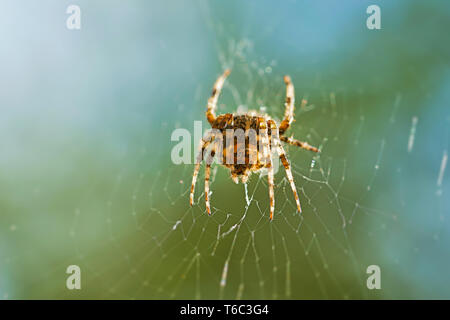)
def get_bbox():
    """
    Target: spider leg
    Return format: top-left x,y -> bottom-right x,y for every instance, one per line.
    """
204,147 -> 216,215
190,133 -> 214,206
269,120 -> 302,213
279,75 -> 295,135
260,121 -> 275,220
190,163 -> 201,206
280,136 -> 319,153
206,69 -> 231,125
